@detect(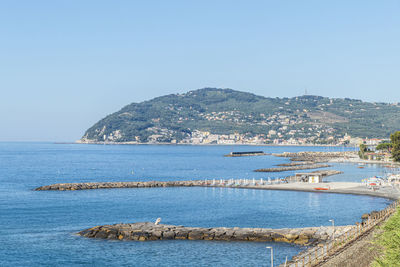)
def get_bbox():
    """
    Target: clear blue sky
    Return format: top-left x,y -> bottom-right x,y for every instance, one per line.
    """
0,0 -> 399,141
